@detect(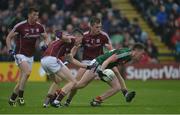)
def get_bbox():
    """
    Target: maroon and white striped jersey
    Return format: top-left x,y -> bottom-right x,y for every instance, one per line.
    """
43,39 -> 75,59
12,20 -> 45,57
82,31 -> 111,60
